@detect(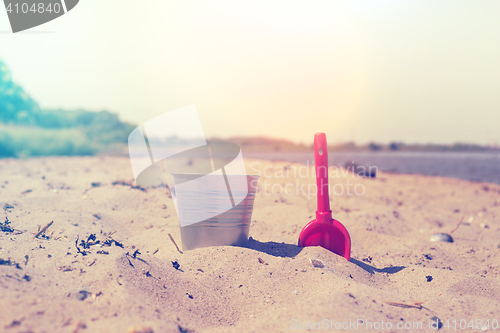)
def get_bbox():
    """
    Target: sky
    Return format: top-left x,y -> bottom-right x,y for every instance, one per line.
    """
1,0 -> 500,145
